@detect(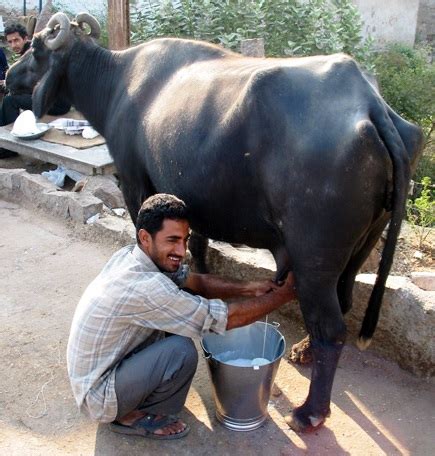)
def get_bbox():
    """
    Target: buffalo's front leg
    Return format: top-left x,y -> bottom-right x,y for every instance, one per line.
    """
286,340 -> 343,431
